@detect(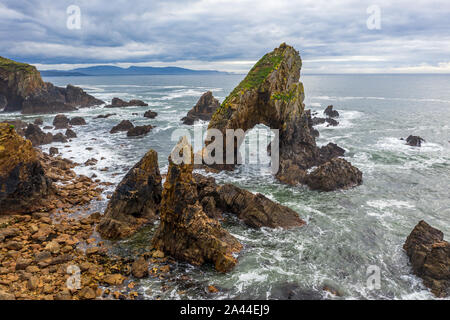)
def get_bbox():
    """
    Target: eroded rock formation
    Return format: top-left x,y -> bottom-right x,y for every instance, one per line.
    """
324,105 -> 339,118
105,98 -> 148,108
151,137 -> 242,272
110,120 -> 134,134
97,149 -> 162,239
182,91 -> 220,124
127,125 -> 153,137
203,43 -> 361,191
0,123 -> 52,214
406,135 -> 425,147
0,56 -> 104,114
404,220 -> 449,297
